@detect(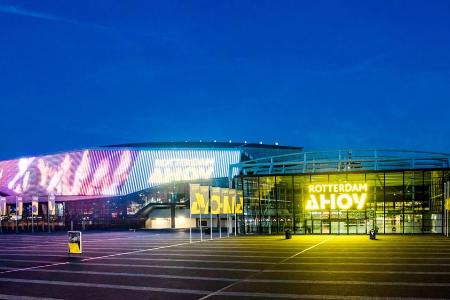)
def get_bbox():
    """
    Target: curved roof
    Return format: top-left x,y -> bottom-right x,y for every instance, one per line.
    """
231,149 -> 450,176
102,141 -> 302,151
